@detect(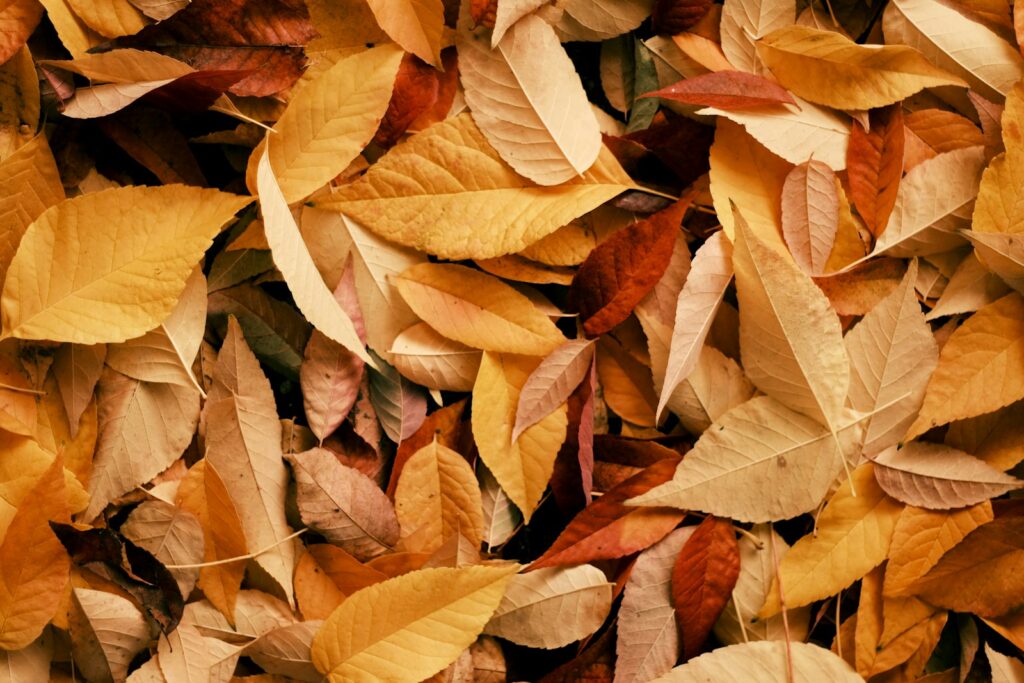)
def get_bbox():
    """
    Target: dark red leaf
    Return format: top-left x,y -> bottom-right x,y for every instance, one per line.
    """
0,0 -> 42,66
672,515 -> 741,661
529,455 -> 685,570
550,357 -> 597,514
375,53 -> 442,148
651,0 -> 714,34
149,46 -> 302,97
643,71 -> 797,110
624,113 -> 713,188
539,624 -> 616,683
98,110 -> 207,186
385,399 -> 469,497
847,105 -> 905,237
569,198 -> 690,337
143,69 -> 252,111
